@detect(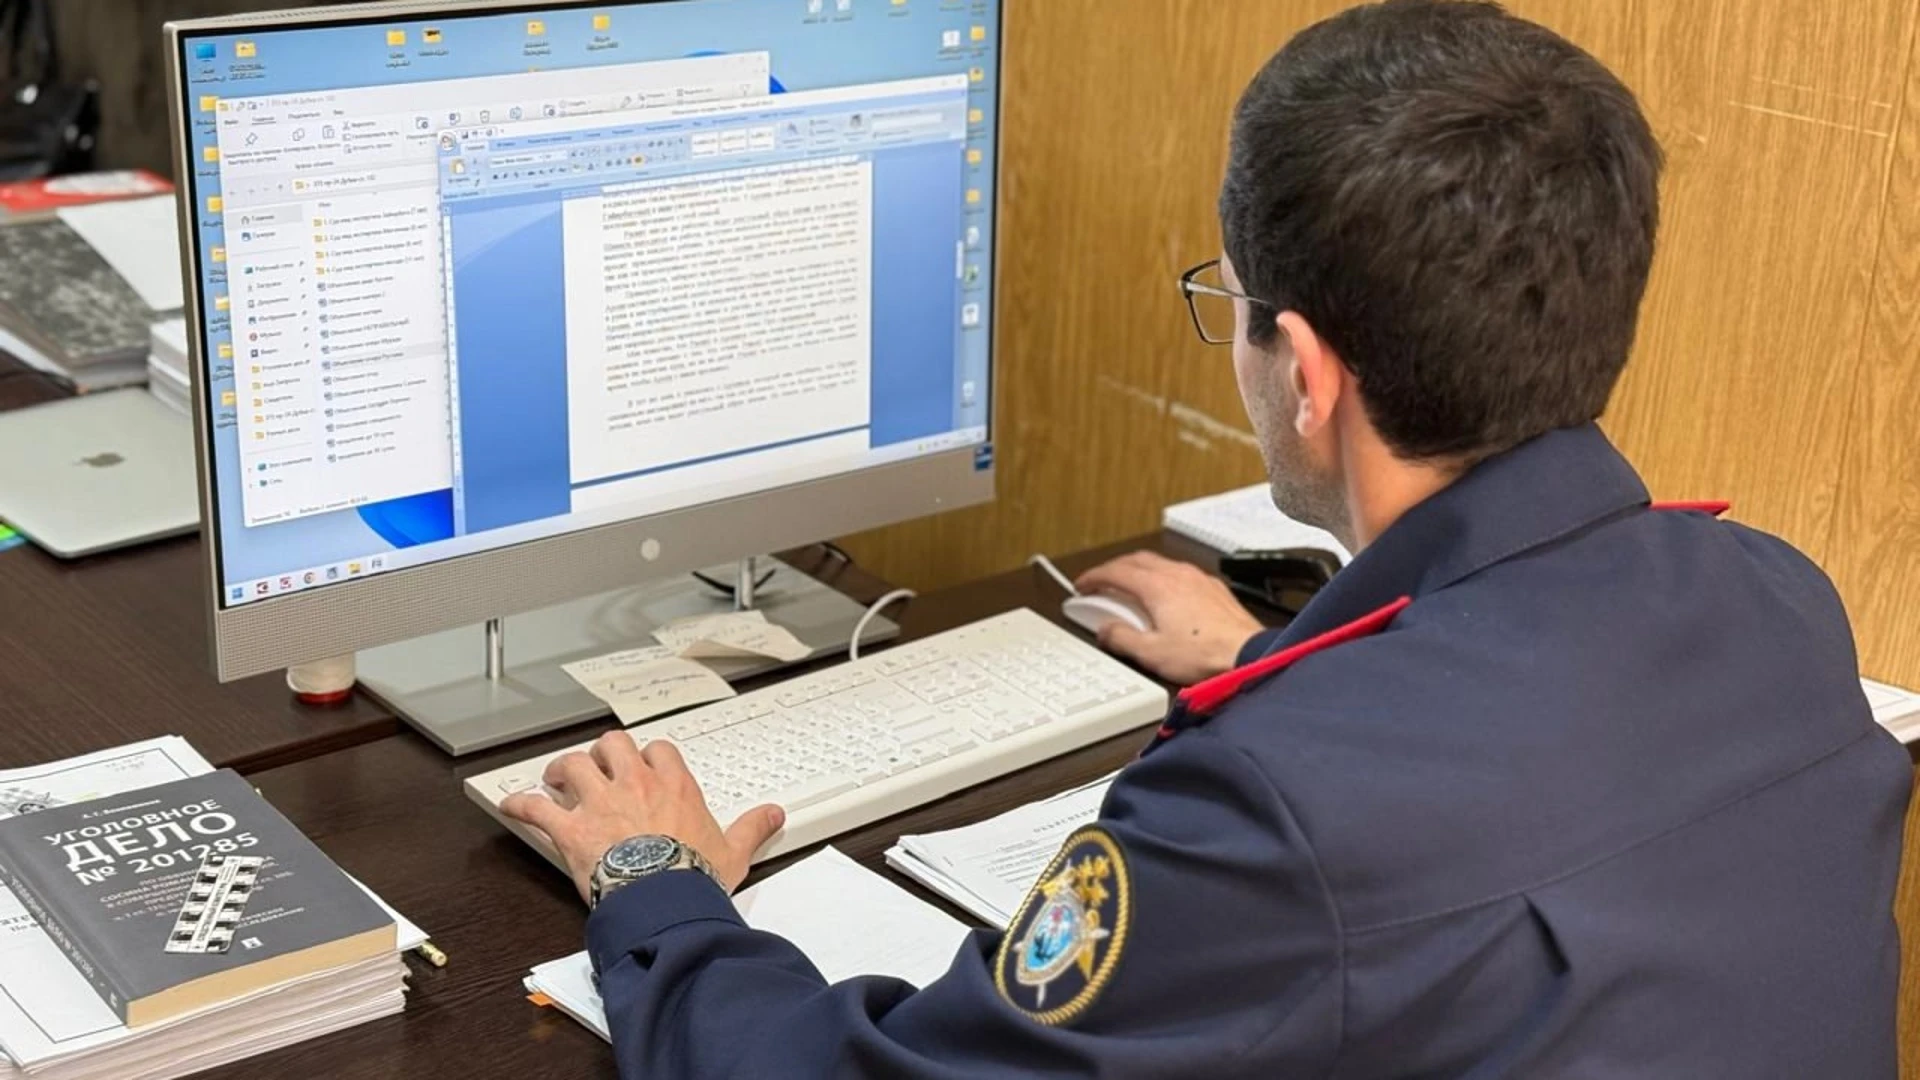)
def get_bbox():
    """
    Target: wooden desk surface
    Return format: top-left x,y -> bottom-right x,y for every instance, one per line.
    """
188,536 -> 1225,1080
